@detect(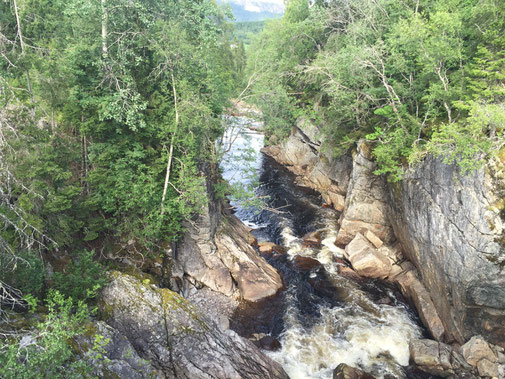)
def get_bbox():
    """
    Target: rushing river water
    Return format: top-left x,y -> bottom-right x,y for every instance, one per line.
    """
221,114 -> 426,379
